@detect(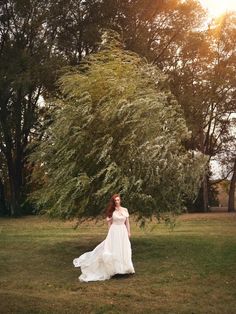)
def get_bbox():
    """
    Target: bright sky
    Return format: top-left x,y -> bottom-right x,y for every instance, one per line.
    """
200,0 -> 236,17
